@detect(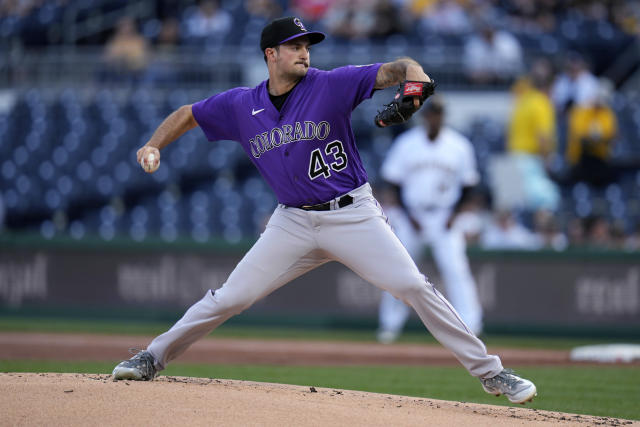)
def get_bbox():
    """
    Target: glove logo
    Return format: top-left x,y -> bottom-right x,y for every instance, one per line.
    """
403,82 -> 424,96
